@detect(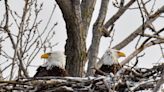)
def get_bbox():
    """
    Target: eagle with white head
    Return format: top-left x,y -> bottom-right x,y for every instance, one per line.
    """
95,48 -> 126,75
34,51 -> 68,77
